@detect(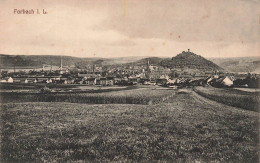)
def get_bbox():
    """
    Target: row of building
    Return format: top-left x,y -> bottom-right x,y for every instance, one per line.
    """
1,74 -> 259,88
0,76 -> 135,86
